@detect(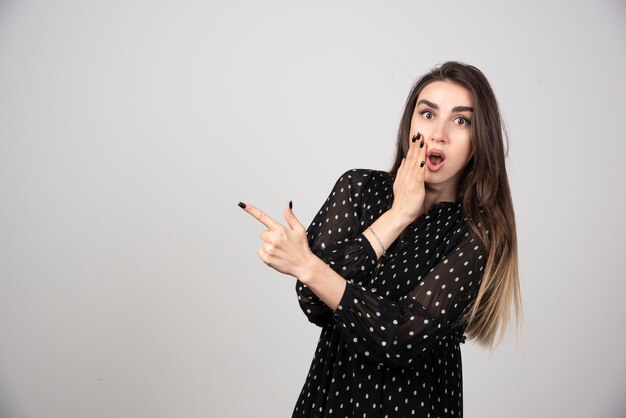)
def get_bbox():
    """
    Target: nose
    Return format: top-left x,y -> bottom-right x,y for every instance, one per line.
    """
428,120 -> 447,146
